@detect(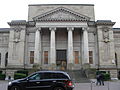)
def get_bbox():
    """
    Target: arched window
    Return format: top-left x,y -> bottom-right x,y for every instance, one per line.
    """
5,52 -> 8,67
0,53 -> 1,65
